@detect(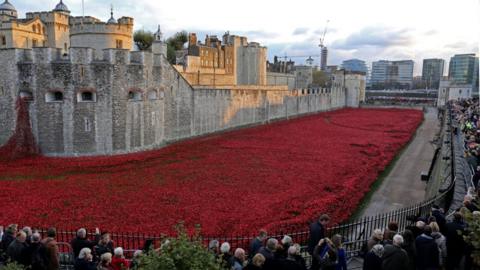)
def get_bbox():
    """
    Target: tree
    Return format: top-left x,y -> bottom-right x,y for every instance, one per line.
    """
312,70 -> 330,87
166,31 -> 188,64
138,223 -> 223,270
463,206 -> 480,266
134,30 -> 155,51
